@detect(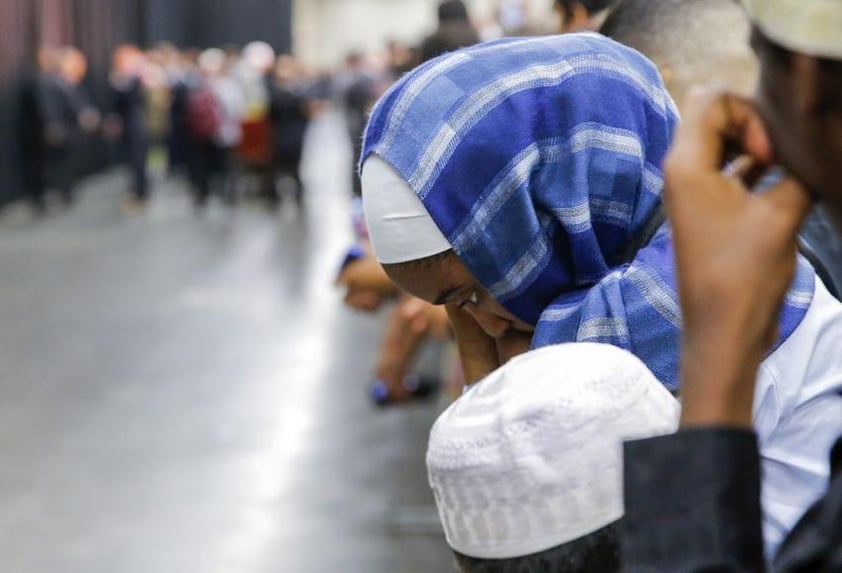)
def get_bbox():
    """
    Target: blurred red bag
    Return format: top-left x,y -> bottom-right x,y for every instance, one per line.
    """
238,119 -> 271,166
